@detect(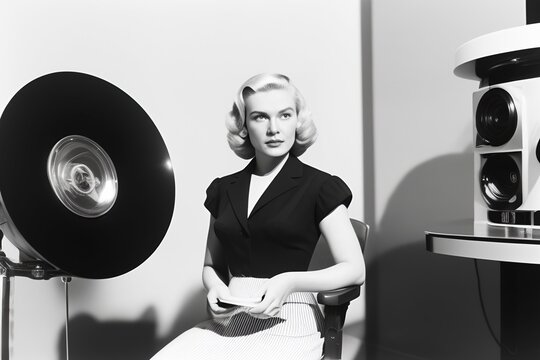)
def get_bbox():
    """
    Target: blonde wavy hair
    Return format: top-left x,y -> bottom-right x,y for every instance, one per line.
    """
225,73 -> 317,159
